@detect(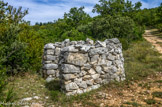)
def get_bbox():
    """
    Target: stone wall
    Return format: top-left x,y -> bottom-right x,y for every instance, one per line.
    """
42,38 -> 125,95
